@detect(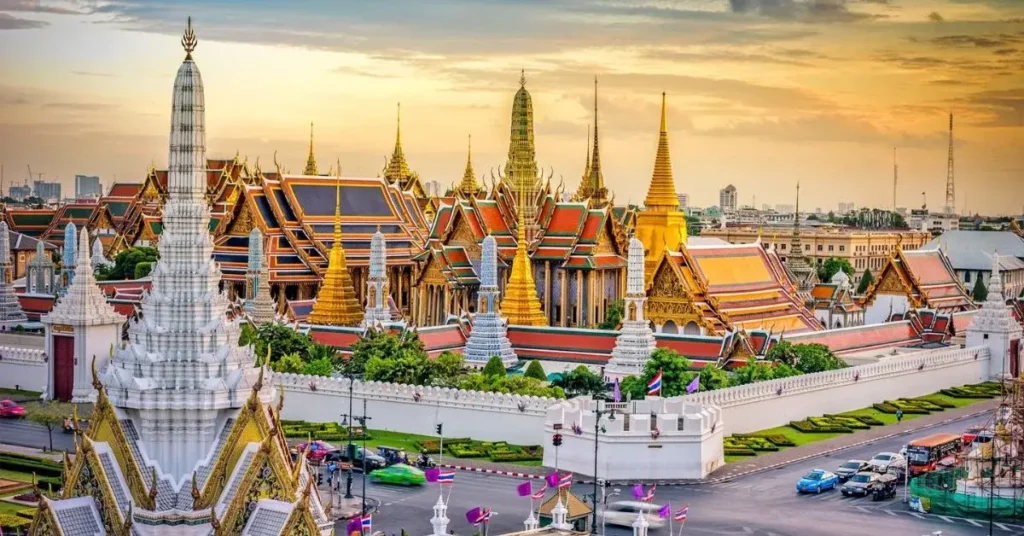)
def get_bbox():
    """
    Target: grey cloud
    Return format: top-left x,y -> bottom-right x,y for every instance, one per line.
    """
993,48 -> 1018,55
43,101 -> 116,111
955,88 -> 1024,127
727,0 -> 884,23
929,33 -> 1023,48
0,0 -> 91,15
695,113 -> 945,147
928,12 -> 944,23
0,12 -> 47,29
72,70 -> 114,77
